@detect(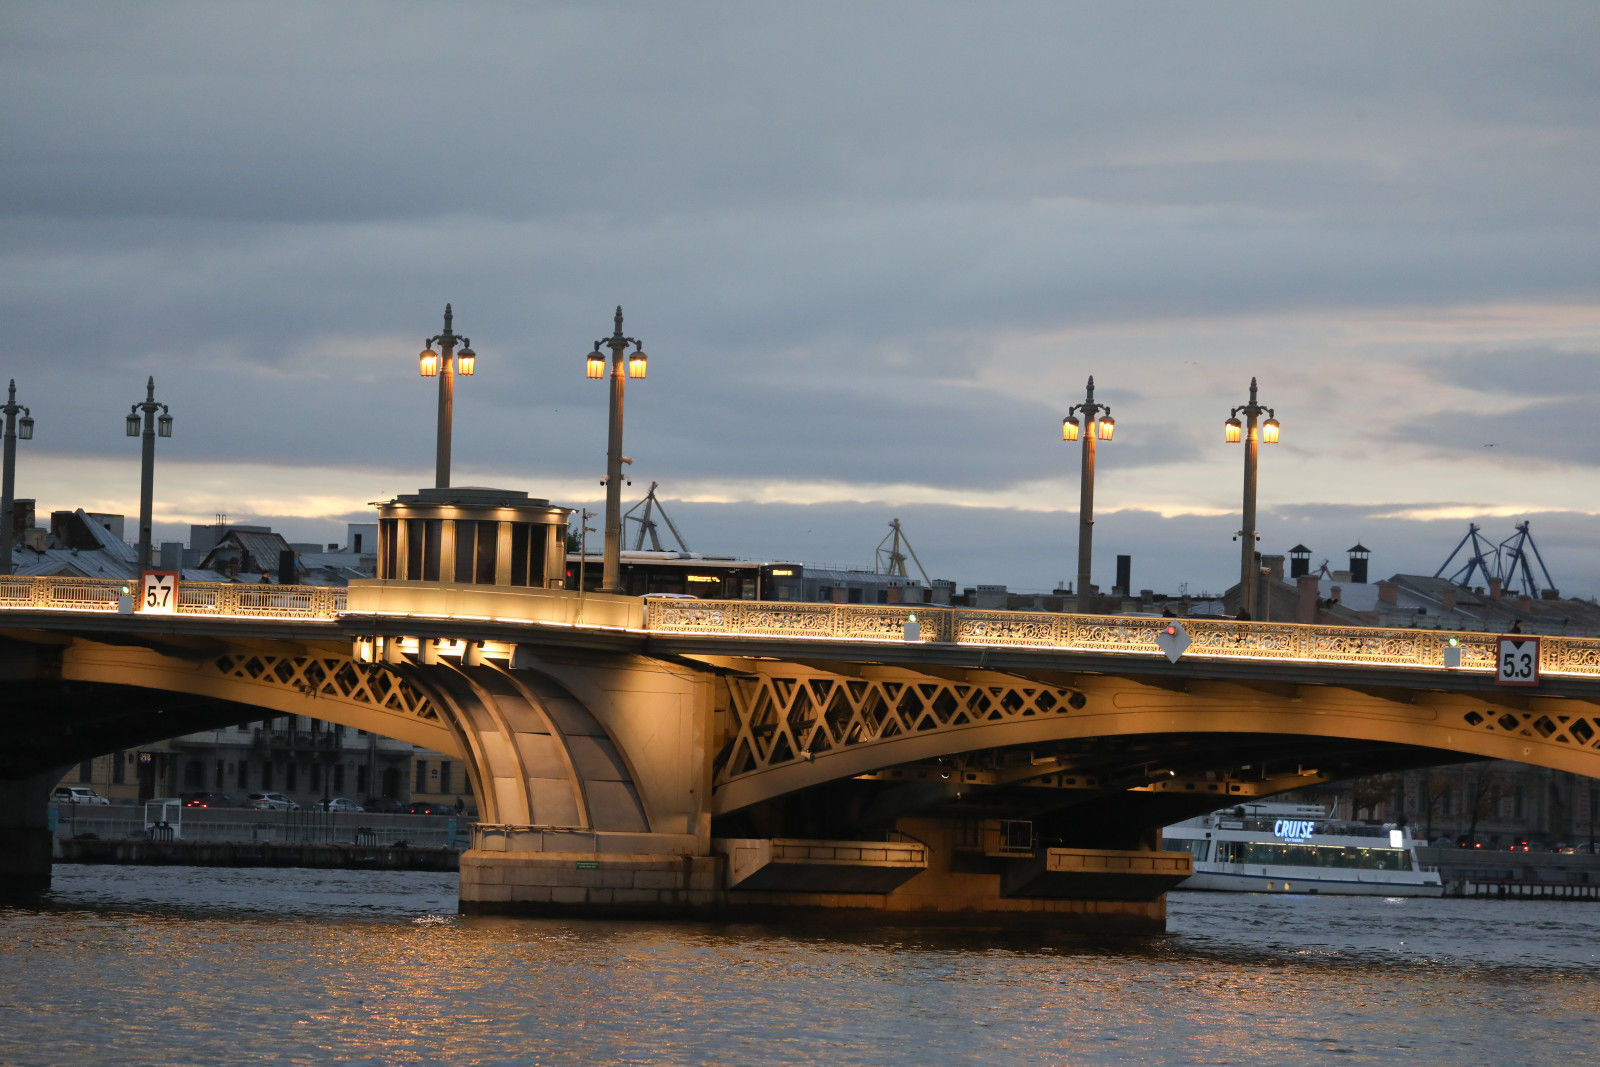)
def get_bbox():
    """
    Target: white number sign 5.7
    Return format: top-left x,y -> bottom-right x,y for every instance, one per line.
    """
140,570 -> 178,615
